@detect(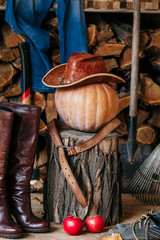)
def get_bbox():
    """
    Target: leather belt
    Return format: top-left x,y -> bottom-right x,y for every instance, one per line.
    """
48,117 -> 121,208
